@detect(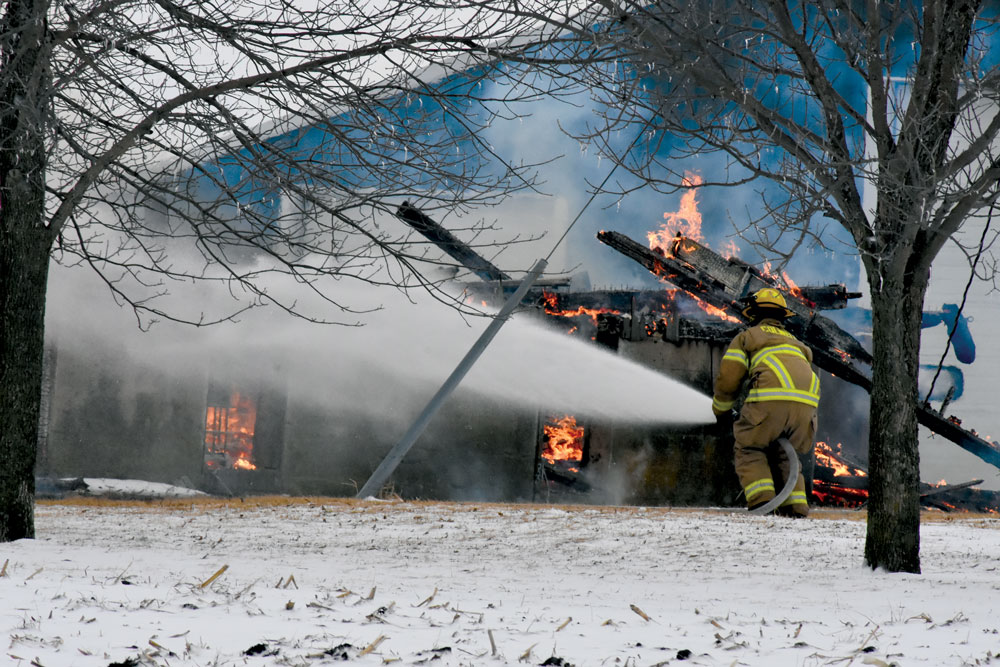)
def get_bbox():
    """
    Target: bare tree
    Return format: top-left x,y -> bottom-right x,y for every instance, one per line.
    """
502,0 -> 1000,572
0,0 -> 559,541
